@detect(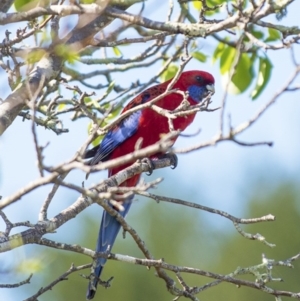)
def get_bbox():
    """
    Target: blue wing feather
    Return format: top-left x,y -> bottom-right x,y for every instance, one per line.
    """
88,110 -> 142,165
85,90 -> 152,164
